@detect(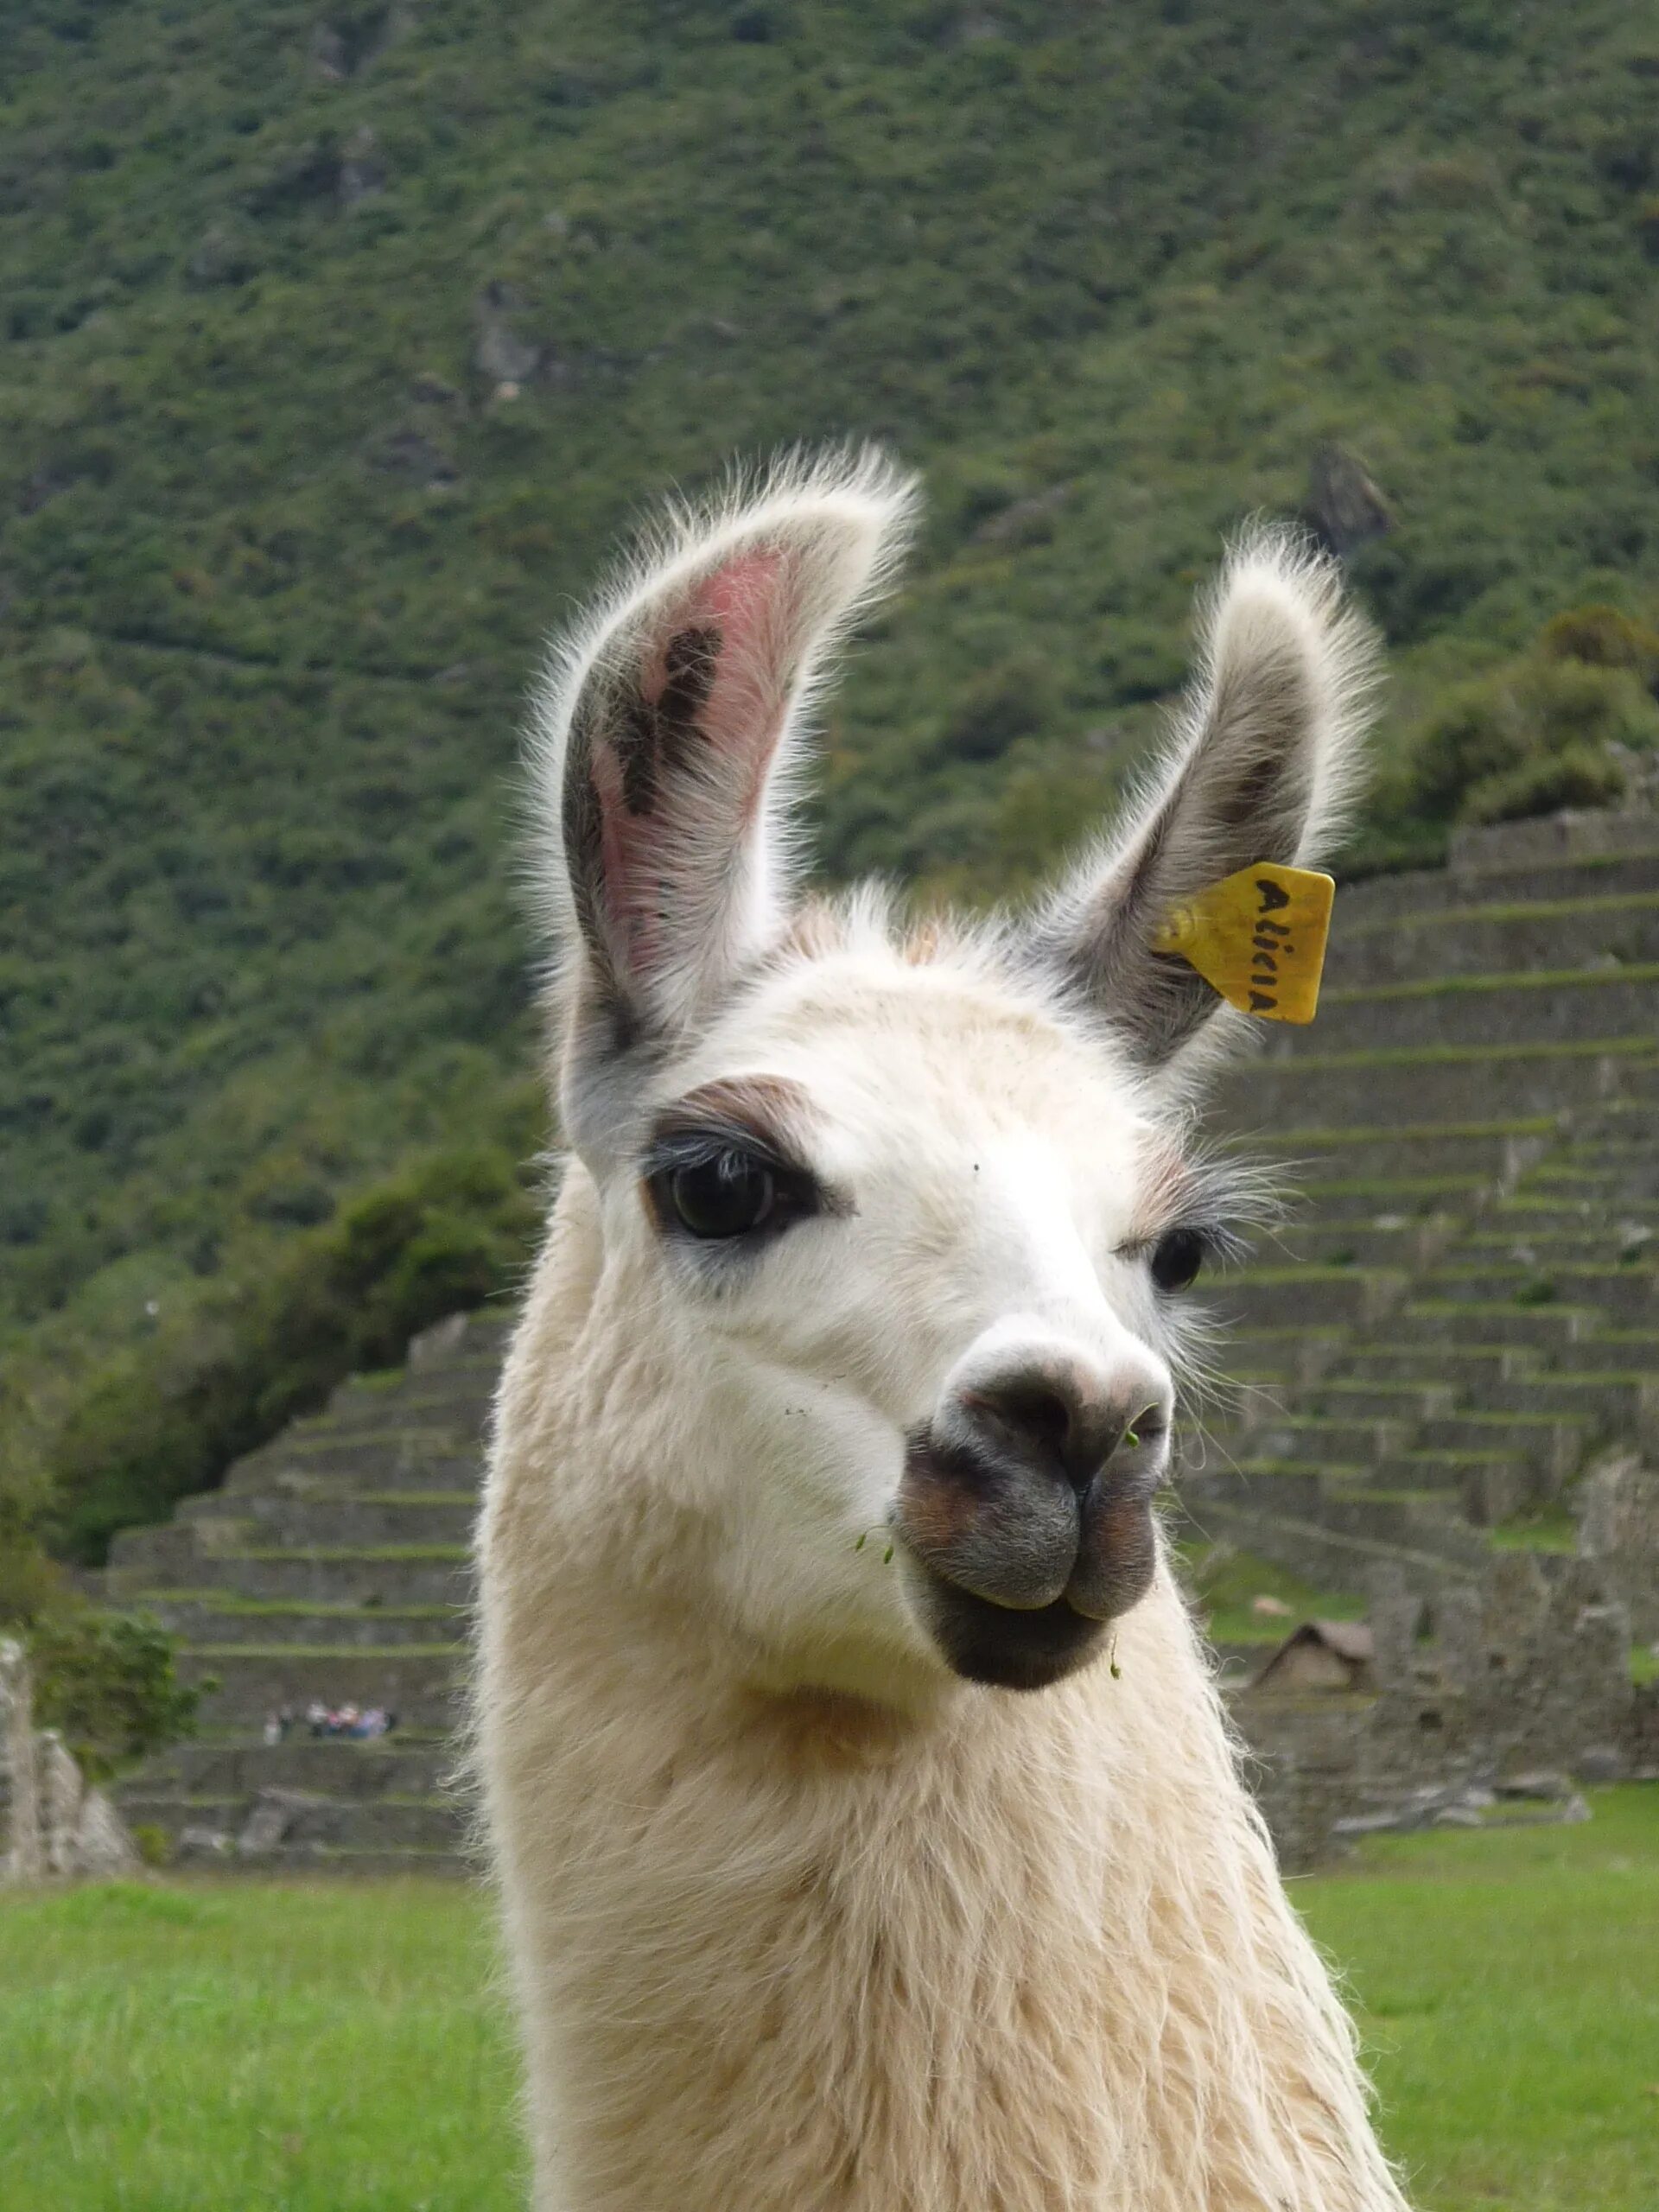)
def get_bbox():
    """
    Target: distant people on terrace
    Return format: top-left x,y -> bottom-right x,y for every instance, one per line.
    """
281,1701 -> 398,1741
